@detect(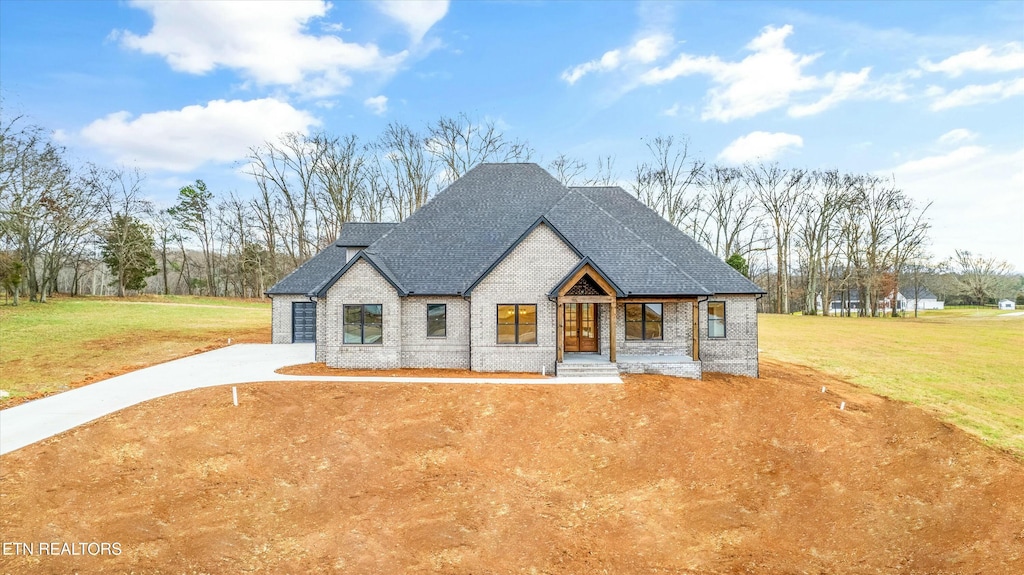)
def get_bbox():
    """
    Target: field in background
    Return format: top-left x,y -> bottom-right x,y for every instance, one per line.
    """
0,295 -> 270,403
759,308 -> 1024,455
